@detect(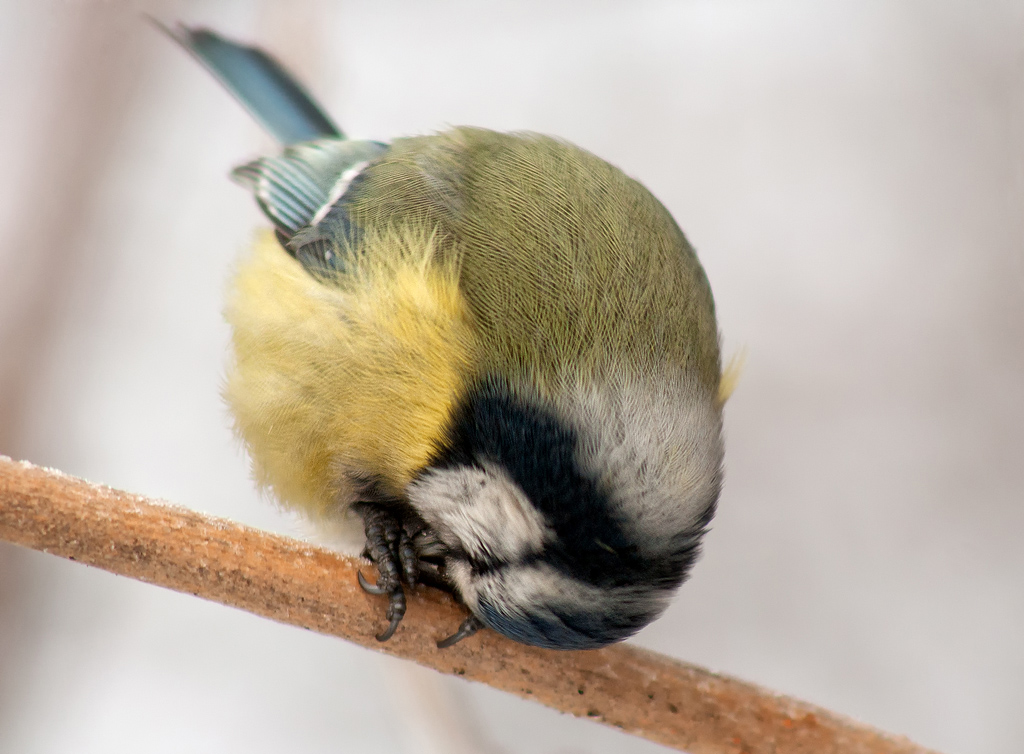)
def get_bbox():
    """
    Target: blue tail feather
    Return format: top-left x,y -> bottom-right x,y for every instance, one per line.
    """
159,22 -> 341,144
